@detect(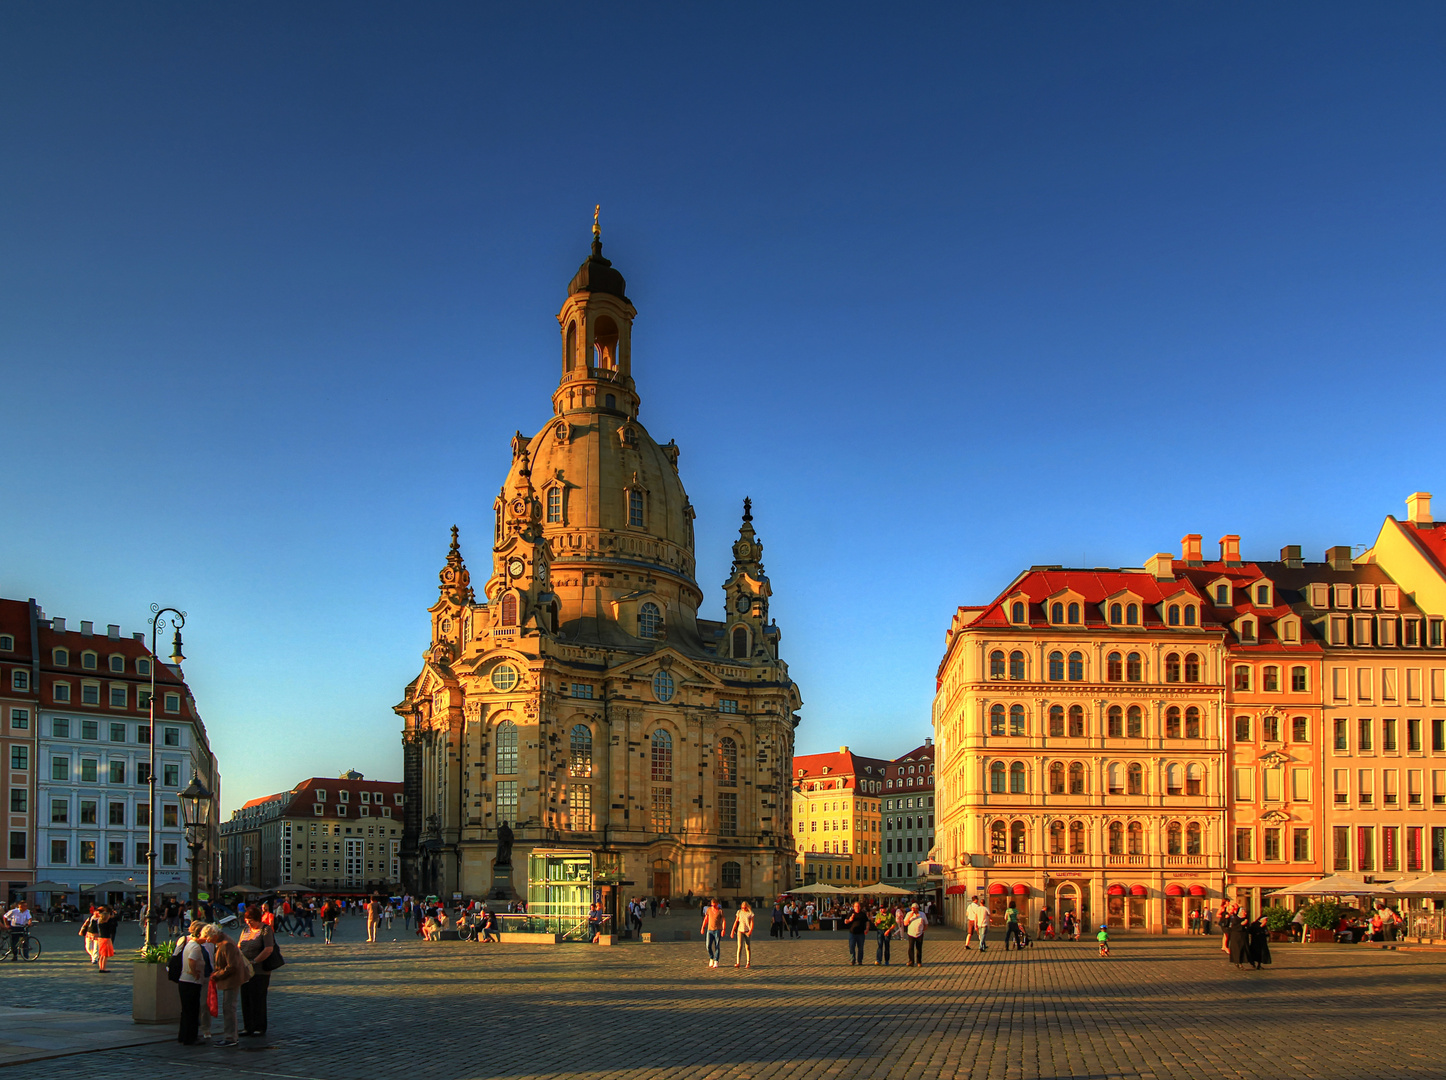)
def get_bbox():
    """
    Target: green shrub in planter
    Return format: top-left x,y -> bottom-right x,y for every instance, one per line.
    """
1263,905 -> 1294,933
1299,900 -> 1347,931
134,939 -> 176,965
